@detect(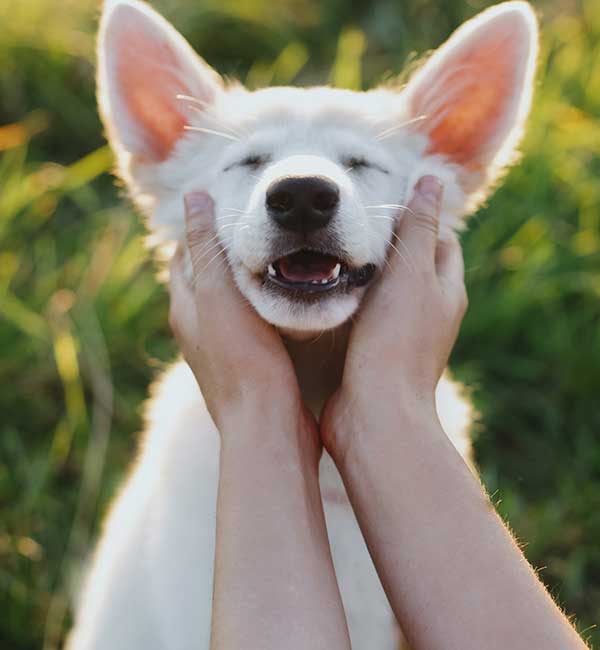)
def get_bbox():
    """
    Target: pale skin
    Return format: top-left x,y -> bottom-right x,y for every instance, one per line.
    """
169,178 -> 588,650
170,192 -> 351,650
